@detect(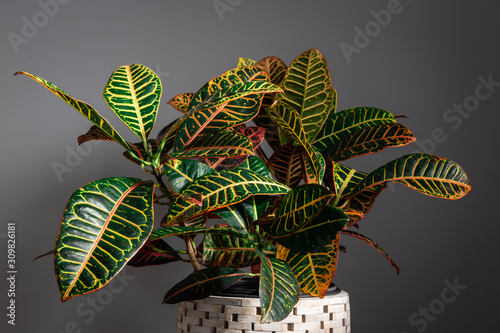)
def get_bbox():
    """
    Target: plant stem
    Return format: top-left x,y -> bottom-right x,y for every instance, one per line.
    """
184,236 -> 201,271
